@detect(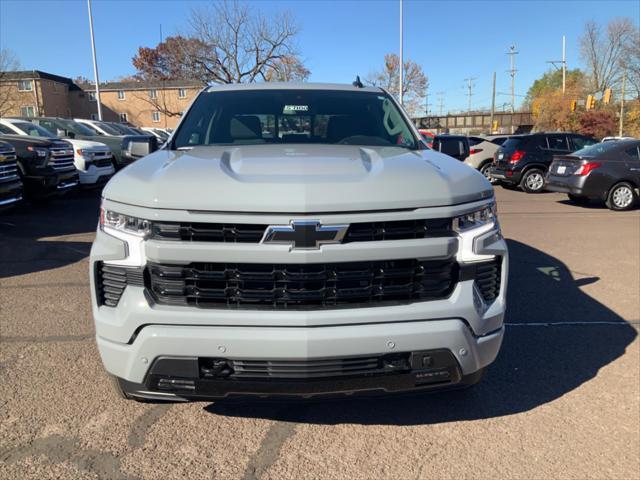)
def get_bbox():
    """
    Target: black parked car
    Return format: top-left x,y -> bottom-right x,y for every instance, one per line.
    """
546,139 -> 640,211
0,140 -> 23,209
489,132 -> 596,193
0,133 -> 78,200
431,135 -> 470,161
